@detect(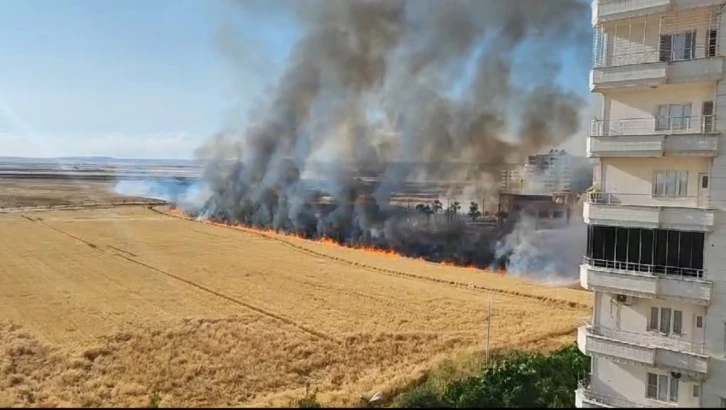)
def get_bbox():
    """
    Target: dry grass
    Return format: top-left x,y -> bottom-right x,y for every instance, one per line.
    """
0,178 -> 153,209
0,205 -> 591,407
